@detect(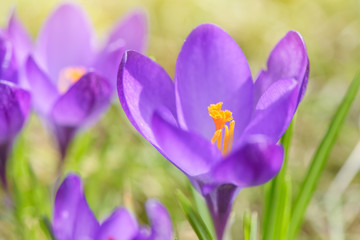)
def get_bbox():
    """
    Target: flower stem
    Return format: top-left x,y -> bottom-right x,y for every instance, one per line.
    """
204,184 -> 239,240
